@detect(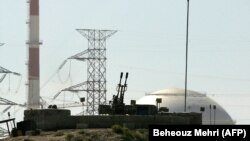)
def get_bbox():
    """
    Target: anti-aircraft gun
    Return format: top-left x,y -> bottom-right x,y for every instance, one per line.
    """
111,72 -> 128,114
98,72 -> 128,115
98,72 -> 157,115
